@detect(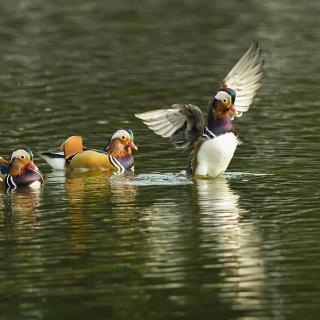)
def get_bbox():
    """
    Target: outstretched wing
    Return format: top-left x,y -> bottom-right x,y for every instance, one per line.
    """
135,104 -> 205,149
220,41 -> 264,117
